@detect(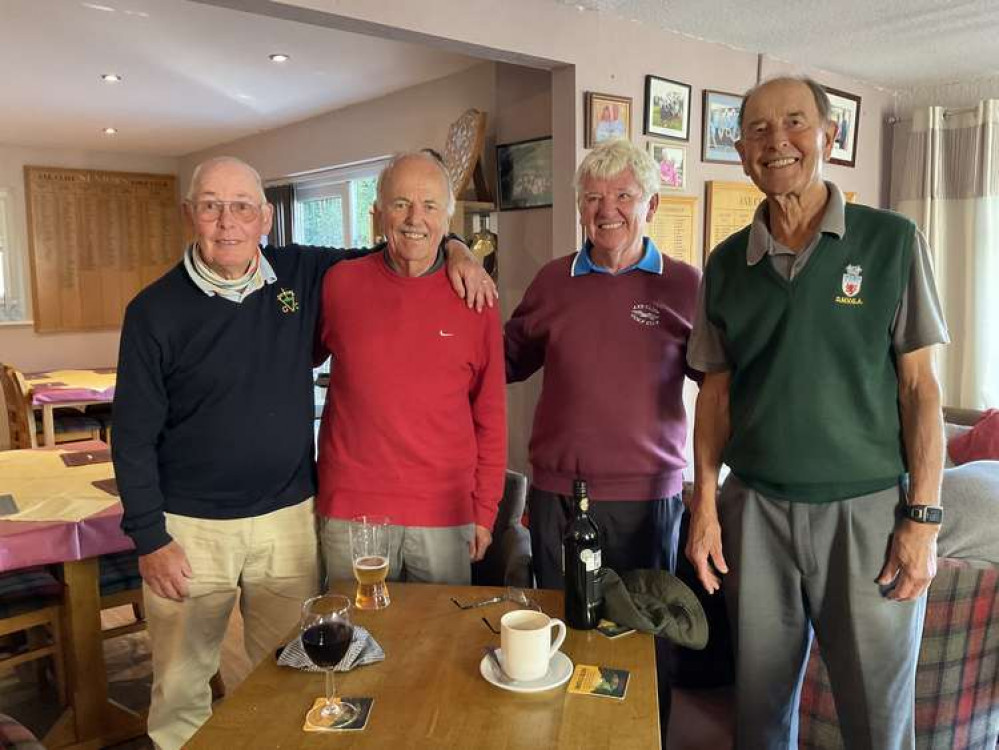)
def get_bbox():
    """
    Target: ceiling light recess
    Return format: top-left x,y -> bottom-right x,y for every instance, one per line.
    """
268,53 -> 290,63
102,127 -> 117,135
100,73 -> 123,83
